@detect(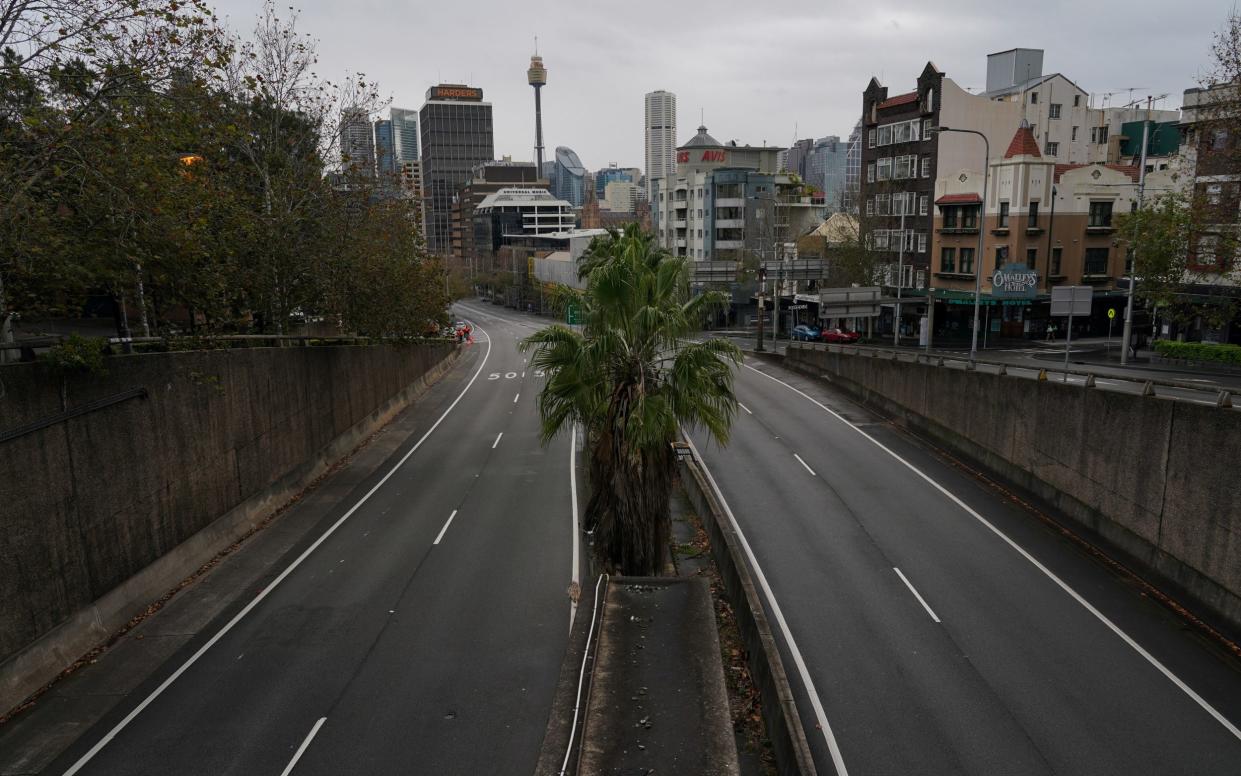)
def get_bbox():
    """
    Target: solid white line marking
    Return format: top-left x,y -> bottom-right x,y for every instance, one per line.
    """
894,567 -> 941,623
59,325 -> 494,776
741,360 -> 1241,742
433,510 -> 459,545
682,432 -> 851,776
279,717 -> 326,776
738,401 -> 753,415
514,393 -> 520,403
793,453 -> 817,477
569,422 -> 581,628
492,432 -> 504,449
